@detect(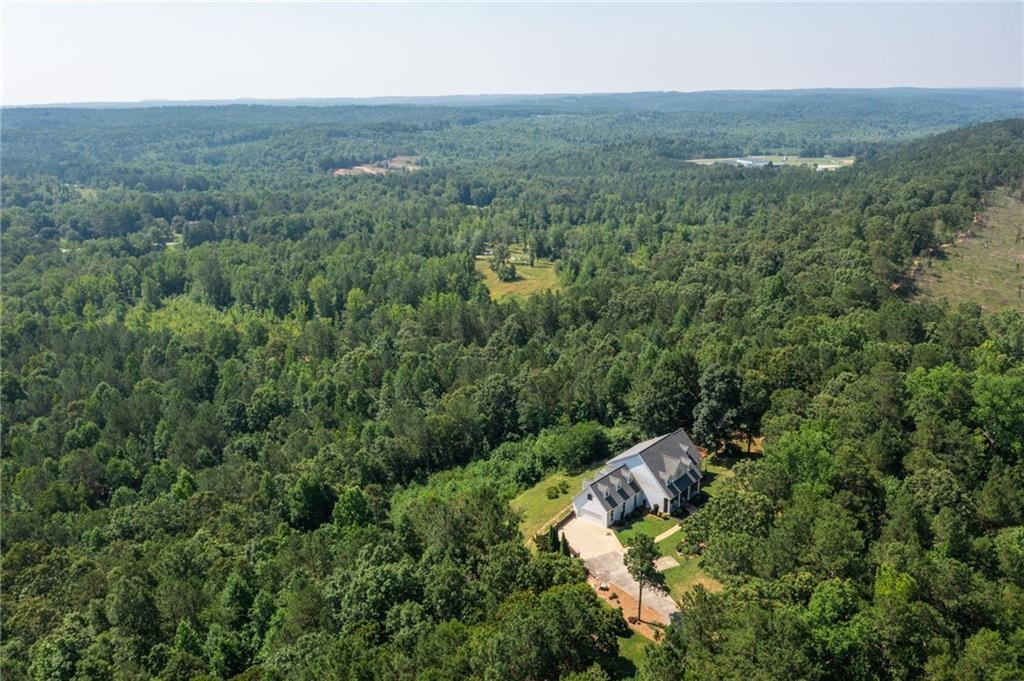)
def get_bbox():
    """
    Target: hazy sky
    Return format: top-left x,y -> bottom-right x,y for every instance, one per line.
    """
3,2 -> 1022,105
